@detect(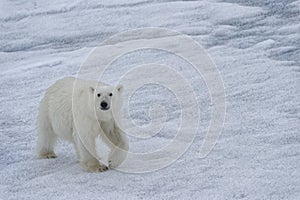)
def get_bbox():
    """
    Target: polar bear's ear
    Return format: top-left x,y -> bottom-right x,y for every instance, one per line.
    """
116,84 -> 124,93
89,86 -> 95,94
